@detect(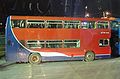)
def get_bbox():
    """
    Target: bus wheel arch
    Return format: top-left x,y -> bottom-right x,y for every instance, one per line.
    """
28,53 -> 42,64
84,50 -> 95,62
